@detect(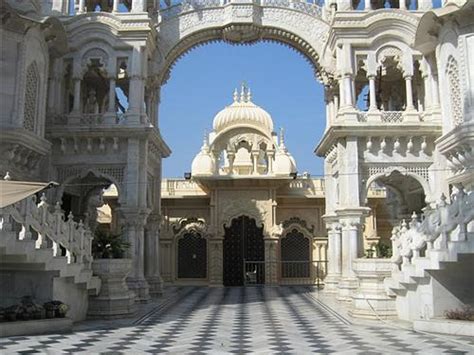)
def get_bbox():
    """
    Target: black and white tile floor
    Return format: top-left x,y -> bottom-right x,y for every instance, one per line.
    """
1,286 -> 473,354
